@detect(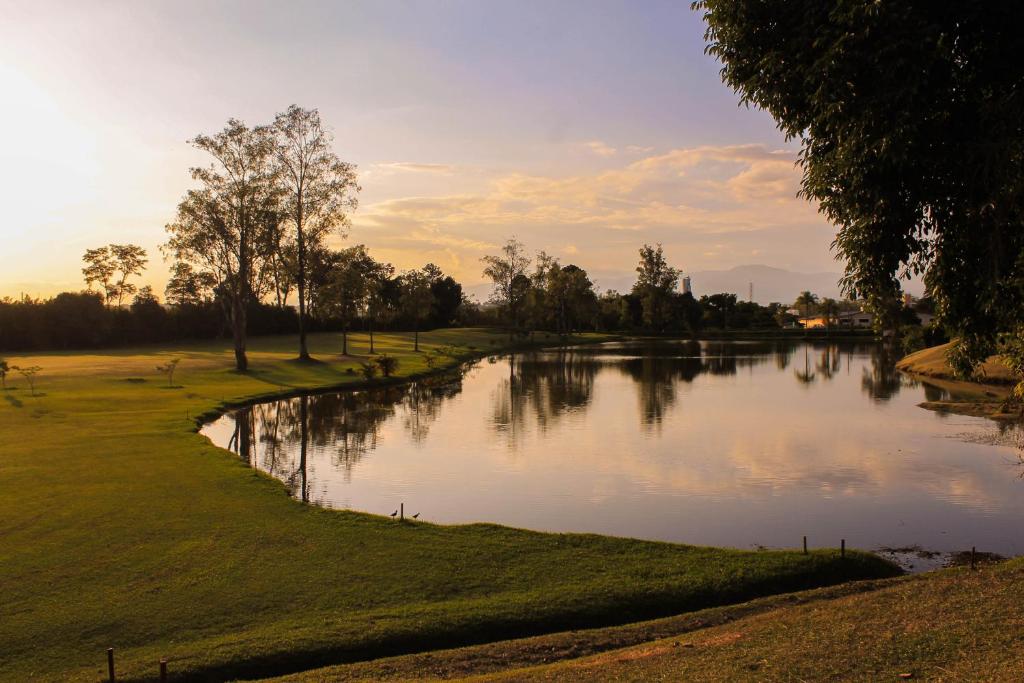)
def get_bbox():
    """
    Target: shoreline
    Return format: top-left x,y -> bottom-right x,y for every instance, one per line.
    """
896,342 -> 1022,420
